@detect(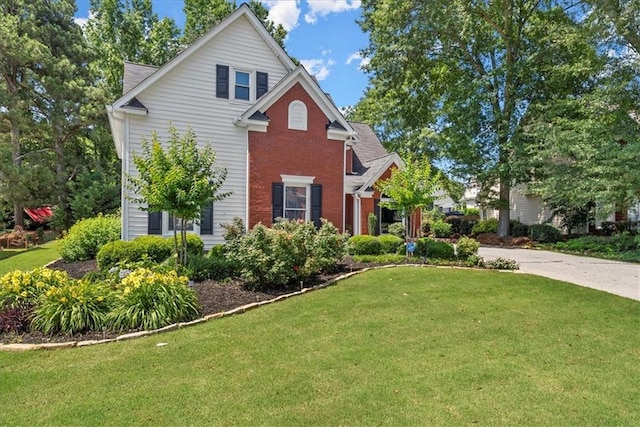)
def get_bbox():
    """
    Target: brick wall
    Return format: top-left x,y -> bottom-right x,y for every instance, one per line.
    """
248,82 -> 344,230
